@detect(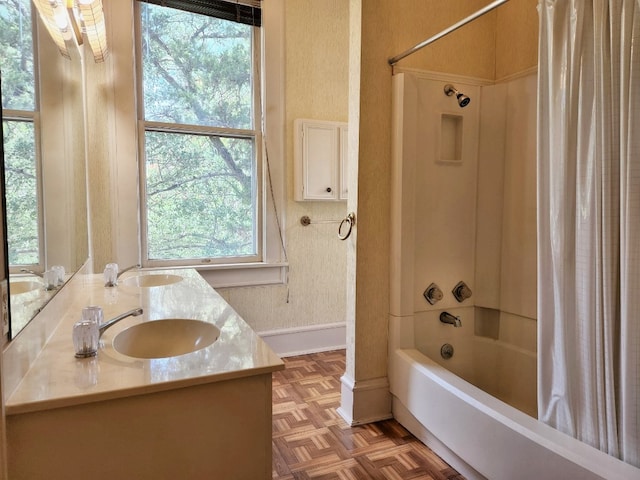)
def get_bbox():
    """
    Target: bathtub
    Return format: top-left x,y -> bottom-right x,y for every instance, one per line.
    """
389,318 -> 640,480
